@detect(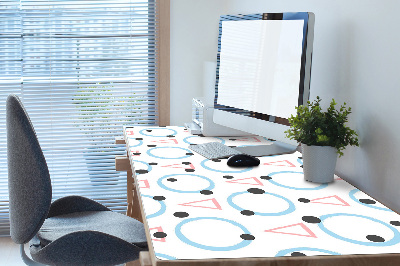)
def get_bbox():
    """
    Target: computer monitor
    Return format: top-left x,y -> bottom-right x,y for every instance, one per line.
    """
213,12 -> 315,156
